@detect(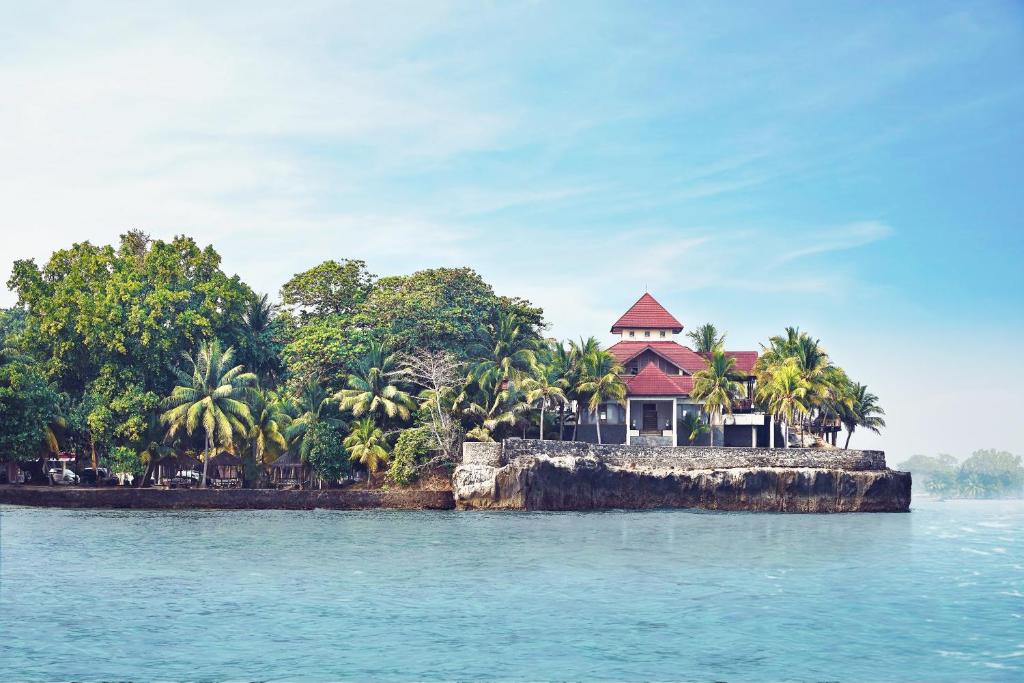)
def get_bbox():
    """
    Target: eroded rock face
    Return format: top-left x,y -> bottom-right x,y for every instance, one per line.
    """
453,454 -> 911,512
